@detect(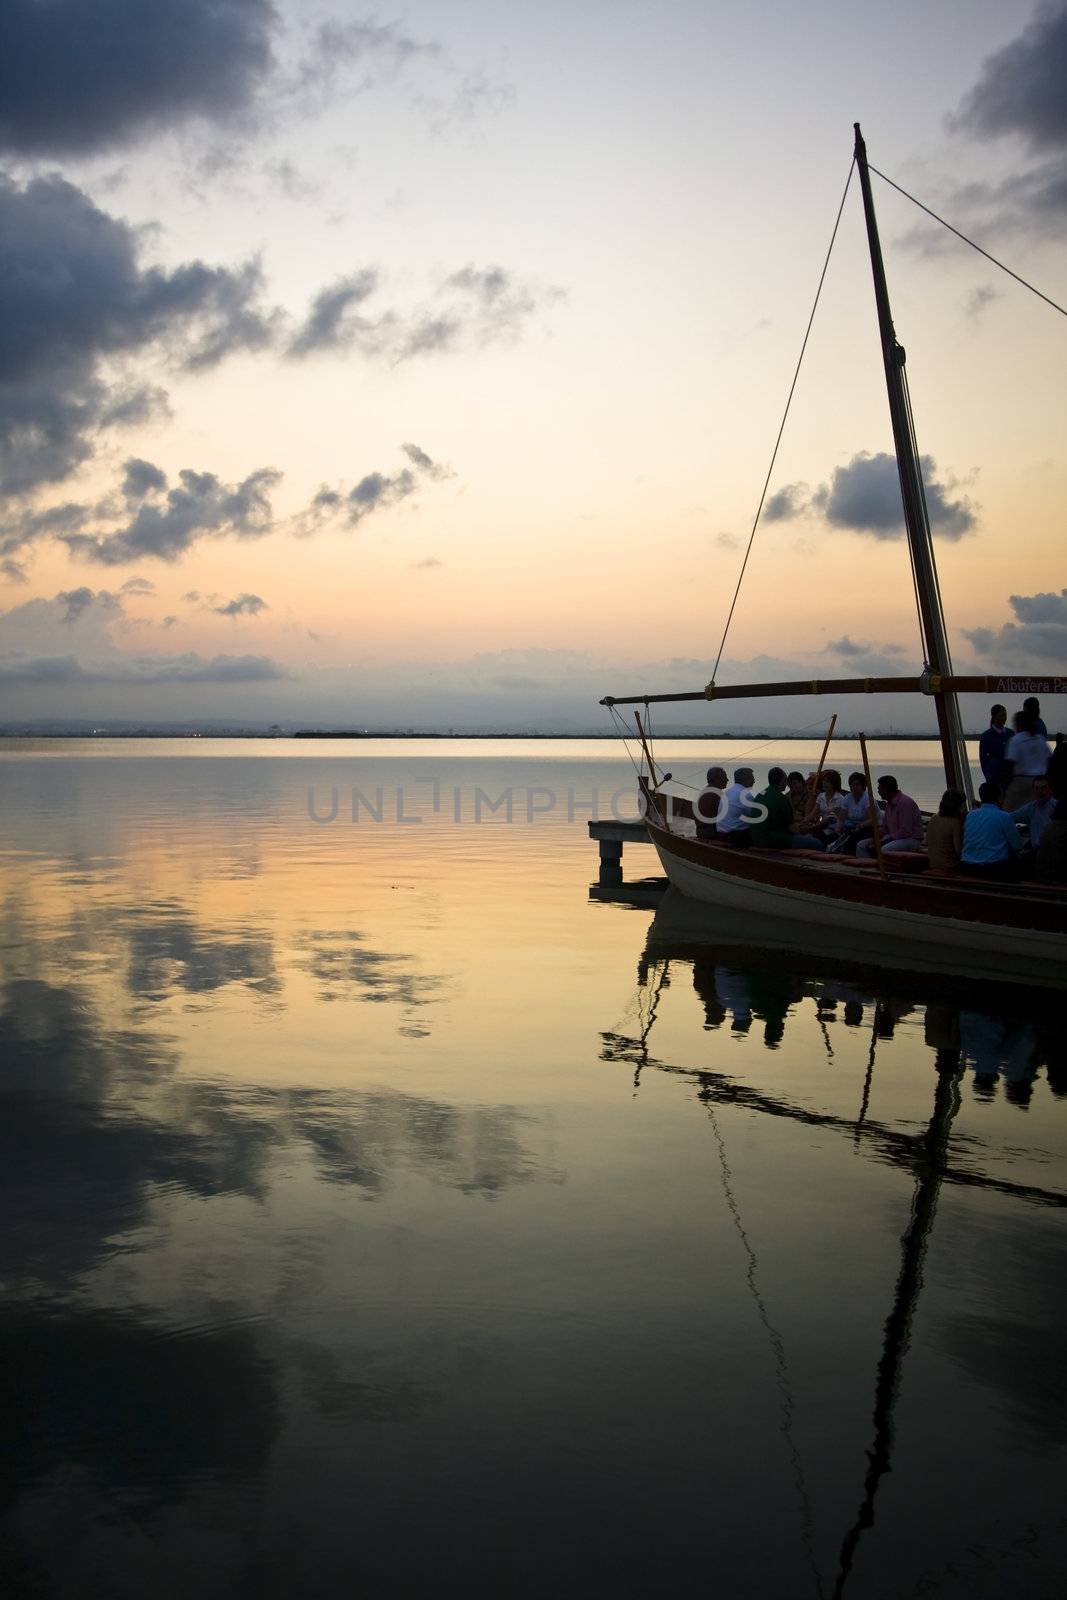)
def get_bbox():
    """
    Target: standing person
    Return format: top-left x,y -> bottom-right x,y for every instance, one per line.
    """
1003,711 -> 1050,810
856,776 -> 924,857
1023,696 -> 1048,738
748,768 -> 823,850
961,782 -> 1023,880
978,704 -> 1012,790
715,767 -> 757,847
1010,774 -> 1056,850
925,789 -> 966,877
